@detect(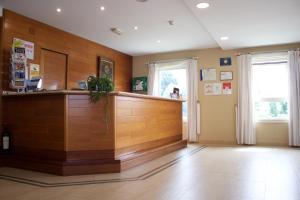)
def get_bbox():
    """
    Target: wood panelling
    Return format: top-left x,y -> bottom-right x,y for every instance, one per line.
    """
1,9 -> 132,91
2,92 -> 185,175
115,96 -> 183,151
2,95 -> 65,151
0,17 -> 3,167
0,9 -> 132,158
41,49 -> 67,90
66,95 -> 115,151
